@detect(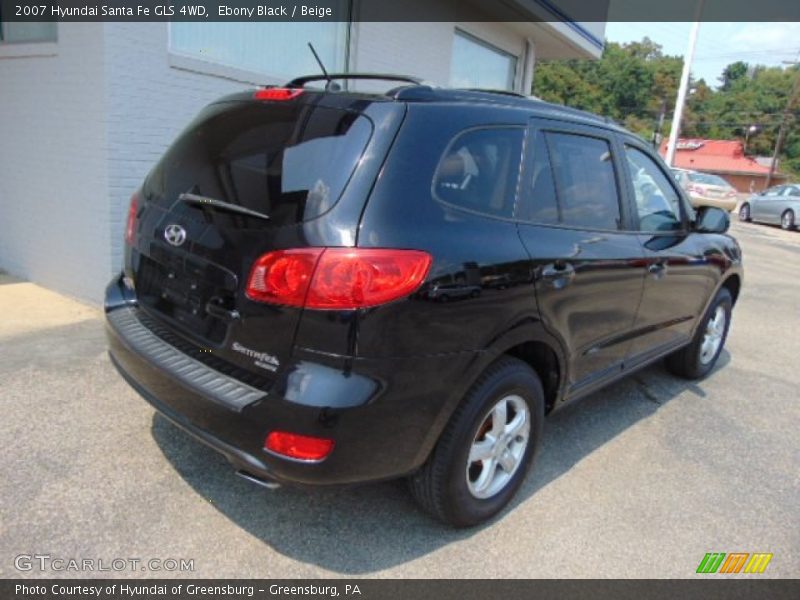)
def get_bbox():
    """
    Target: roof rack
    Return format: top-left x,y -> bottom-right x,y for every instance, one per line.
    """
287,73 -> 423,89
464,88 -> 527,98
